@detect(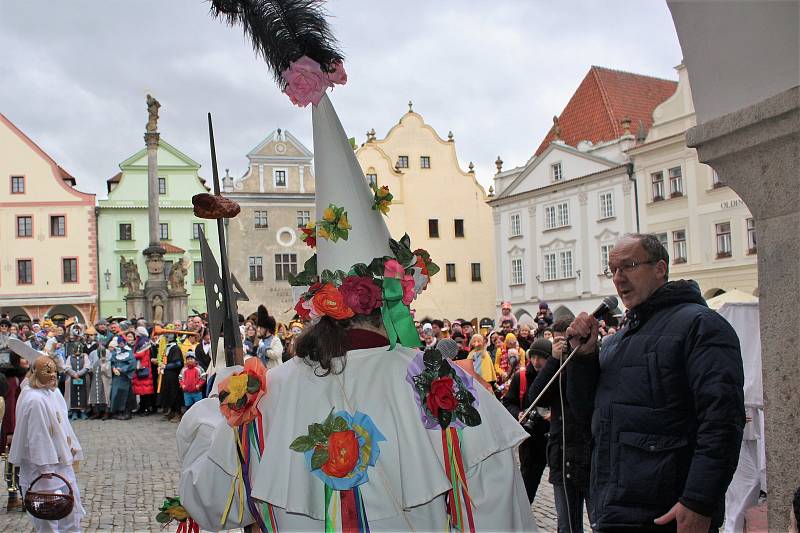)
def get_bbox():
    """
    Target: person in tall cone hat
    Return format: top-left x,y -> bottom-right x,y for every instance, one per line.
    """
177,3 -> 533,530
8,339 -> 85,532
255,305 -> 283,369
